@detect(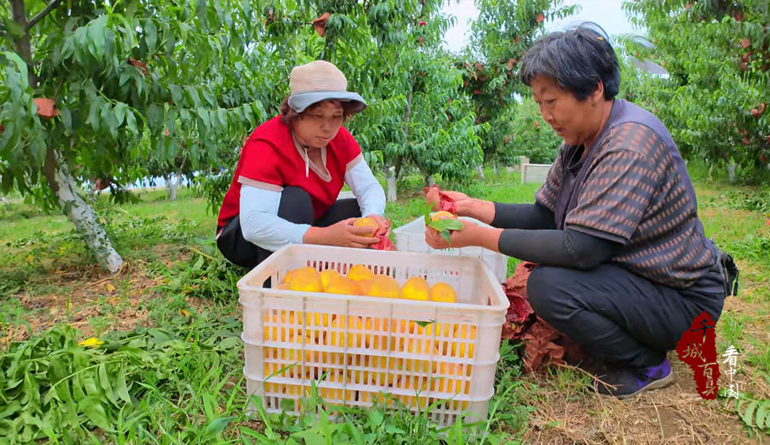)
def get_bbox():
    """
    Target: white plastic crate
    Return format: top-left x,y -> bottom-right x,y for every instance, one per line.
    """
392,216 -> 509,283
238,244 -> 508,426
